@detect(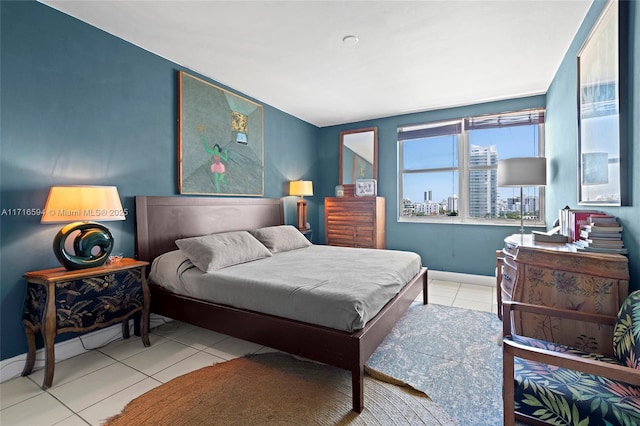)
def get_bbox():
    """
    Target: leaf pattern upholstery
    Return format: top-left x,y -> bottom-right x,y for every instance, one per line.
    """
613,290 -> 640,369
512,292 -> 640,425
